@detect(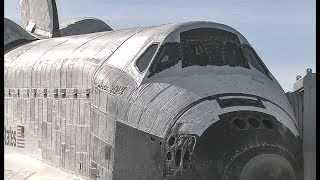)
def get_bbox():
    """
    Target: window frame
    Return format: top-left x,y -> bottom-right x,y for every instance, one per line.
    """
242,44 -> 272,79
148,42 -> 180,76
179,28 -> 250,69
134,43 -> 160,73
